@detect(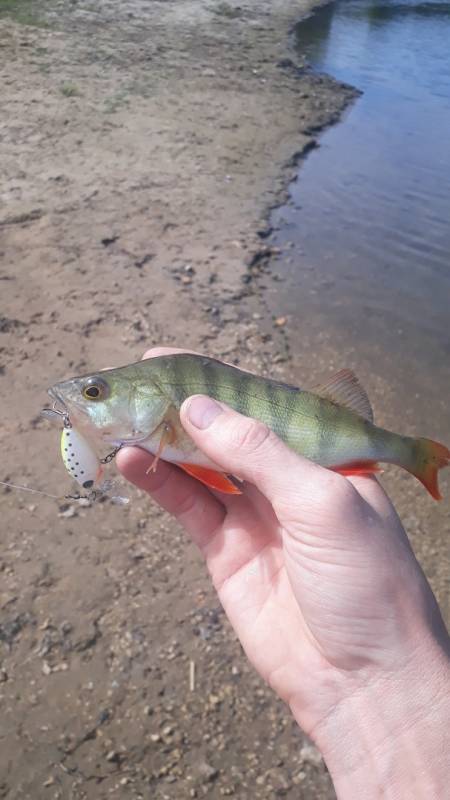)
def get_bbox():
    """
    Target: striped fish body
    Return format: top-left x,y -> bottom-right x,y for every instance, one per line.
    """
140,355 -> 386,467
49,353 -> 449,499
